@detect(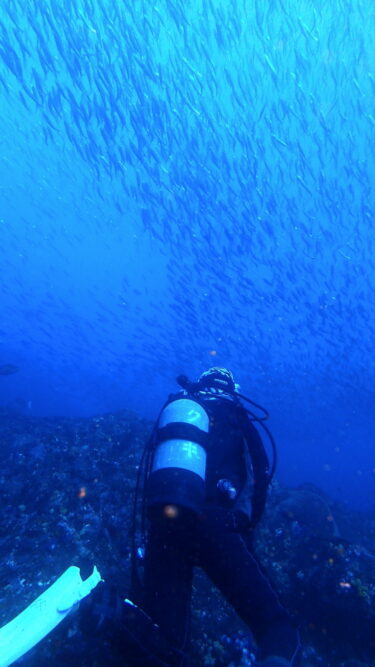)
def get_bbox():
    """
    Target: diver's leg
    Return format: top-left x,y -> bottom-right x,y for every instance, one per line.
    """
127,519 -> 194,665
198,511 -> 300,664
